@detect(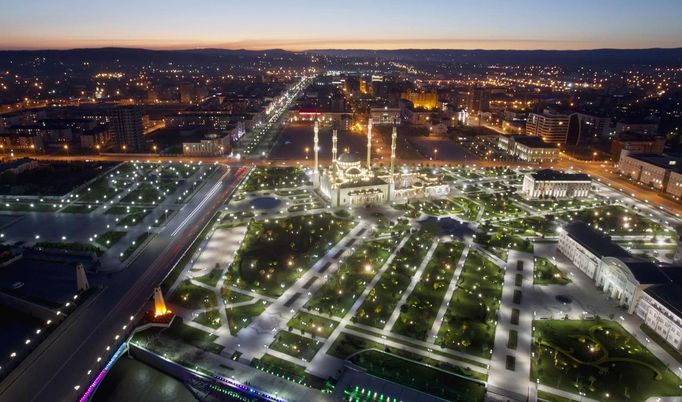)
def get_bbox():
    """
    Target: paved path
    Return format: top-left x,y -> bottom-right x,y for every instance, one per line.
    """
215,222 -> 368,360
307,233 -> 411,378
487,250 -> 535,402
384,238 -> 439,331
